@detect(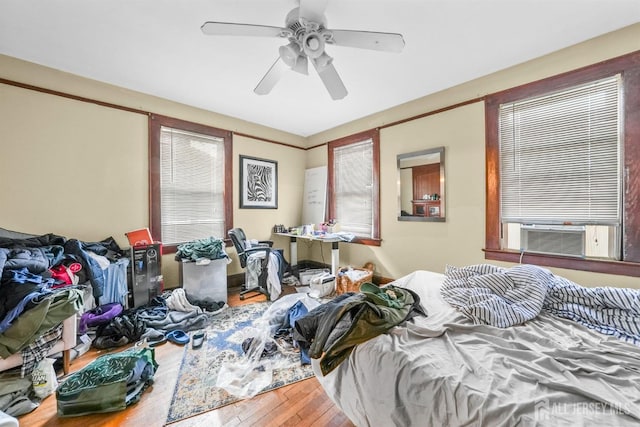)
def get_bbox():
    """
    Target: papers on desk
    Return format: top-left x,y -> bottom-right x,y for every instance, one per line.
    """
323,232 -> 356,242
